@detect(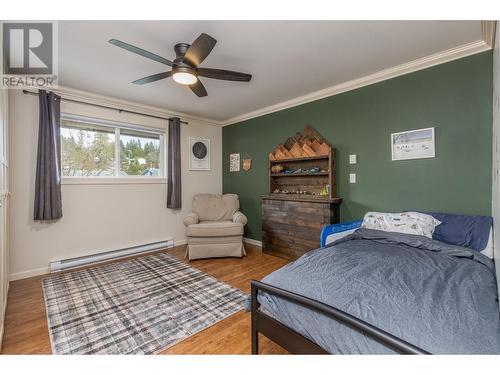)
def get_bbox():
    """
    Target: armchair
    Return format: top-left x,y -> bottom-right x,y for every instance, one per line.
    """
183,194 -> 247,260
